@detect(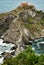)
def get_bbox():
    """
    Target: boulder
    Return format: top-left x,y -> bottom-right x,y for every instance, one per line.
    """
4,52 -> 12,60
10,45 -> 17,50
1,52 -> 6,56
11,51 -> 15,55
